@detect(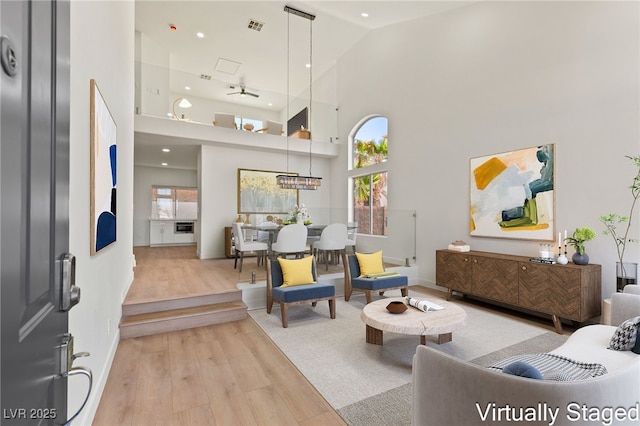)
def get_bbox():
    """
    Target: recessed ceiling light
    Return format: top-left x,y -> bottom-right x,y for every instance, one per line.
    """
161,163 -> 168,166
305,63 -> 311,68
185,86 -> 191,90
361,12 -> 369,18
268,102 -> 273,106
166,112 -> 173,117
162,148 -> 170,152
196,32 -> 205,38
